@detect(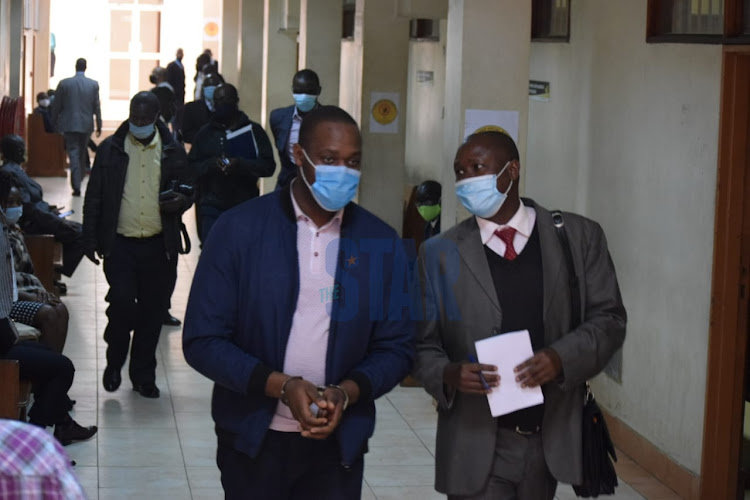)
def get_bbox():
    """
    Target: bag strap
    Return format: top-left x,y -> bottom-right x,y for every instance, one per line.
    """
551,210 -> 592,404
550,210 -> 581,328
